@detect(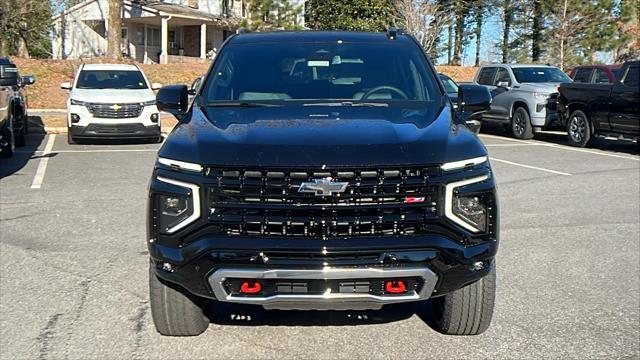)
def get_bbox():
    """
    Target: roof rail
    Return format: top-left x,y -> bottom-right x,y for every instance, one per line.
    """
386,28 -> 399,40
